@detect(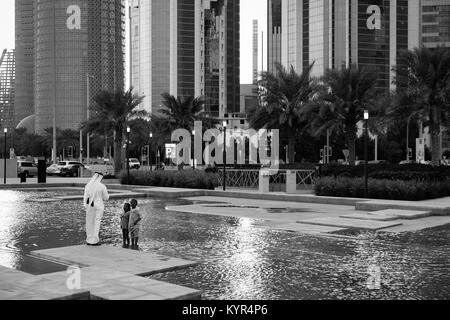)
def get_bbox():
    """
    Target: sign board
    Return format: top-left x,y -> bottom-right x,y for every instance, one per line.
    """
9,148 -> 15,159
416,138 -> 425,163
165,144 -> 177,160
